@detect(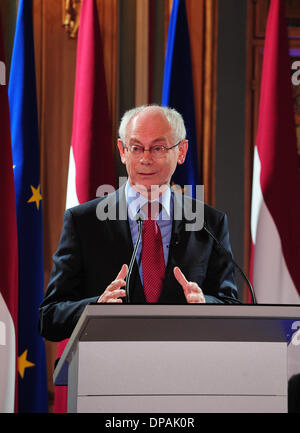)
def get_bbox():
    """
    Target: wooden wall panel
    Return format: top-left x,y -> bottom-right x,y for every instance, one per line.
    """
135,0 -> 149,106
0,0 -> 17,72
186,0 -> 204,189
97,0 -> 118,141
186,0 -> 217,205
203,0 -> 217,206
